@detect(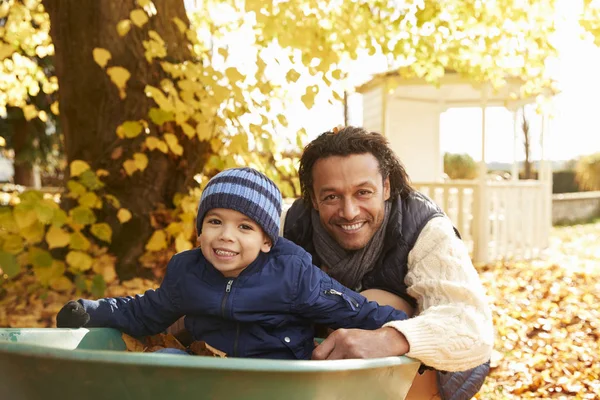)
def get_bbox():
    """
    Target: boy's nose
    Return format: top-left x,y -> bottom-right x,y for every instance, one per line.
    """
218,225 -> 235,241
